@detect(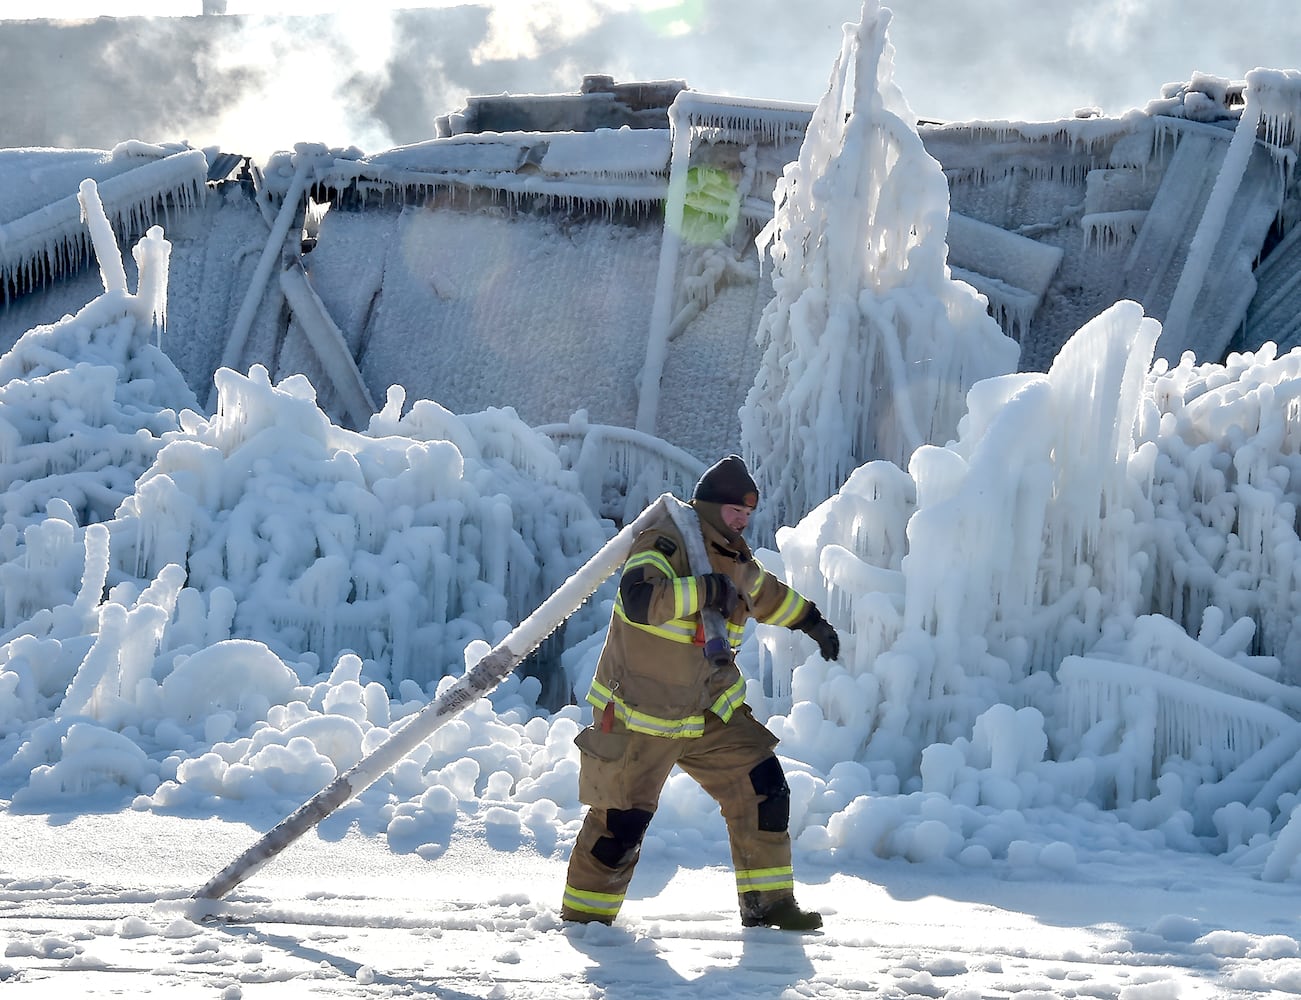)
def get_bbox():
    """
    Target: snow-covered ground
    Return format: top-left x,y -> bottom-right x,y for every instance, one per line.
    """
6,804 -> 1301,998
6,3 -> 1301,997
